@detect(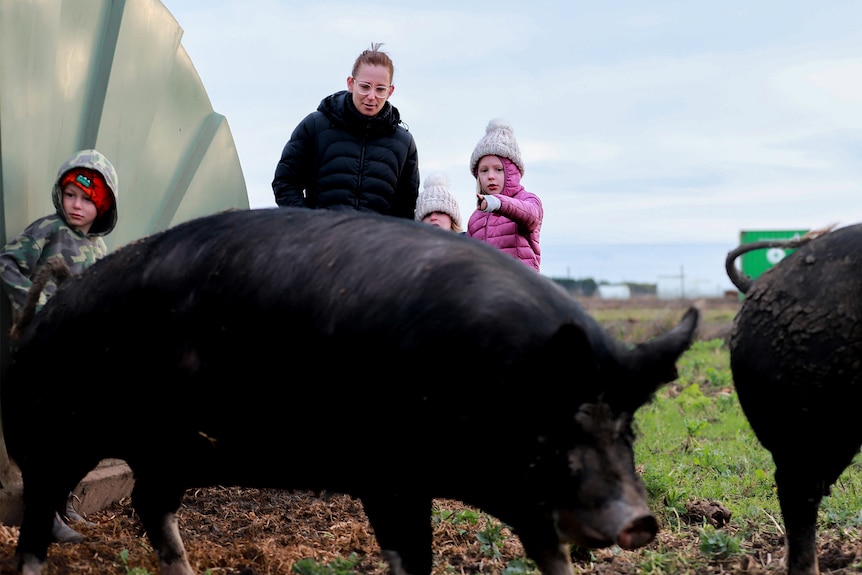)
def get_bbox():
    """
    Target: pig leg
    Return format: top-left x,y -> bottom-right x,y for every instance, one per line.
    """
361,492 -> 432,575
15,464 -> 85,575
774,447 -> 858,575
14,497 -> 56,575
774,465 -> 823,575
152,512 -> 194,575
514,522 -> 575,575
130,478 -> 194,575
